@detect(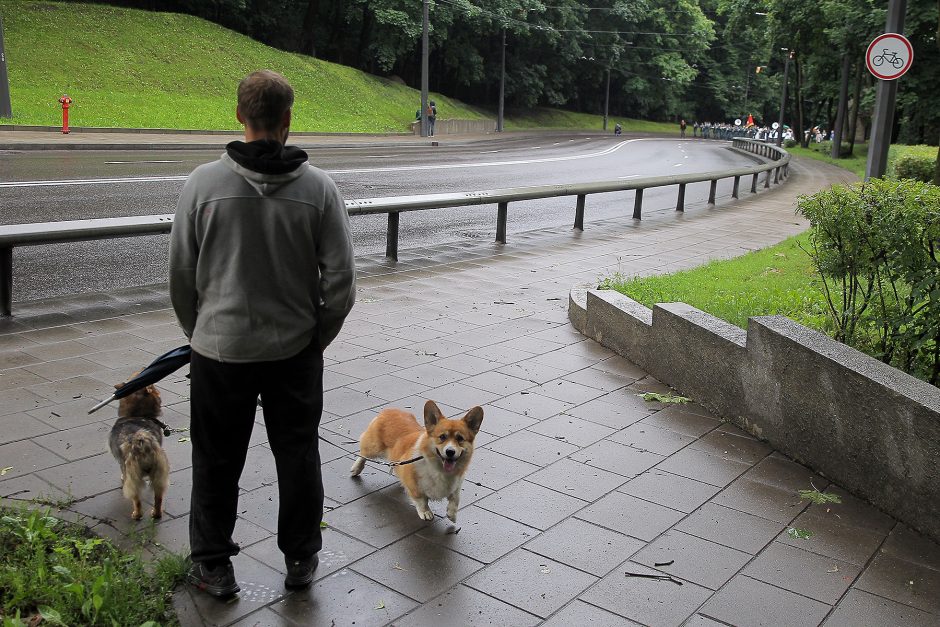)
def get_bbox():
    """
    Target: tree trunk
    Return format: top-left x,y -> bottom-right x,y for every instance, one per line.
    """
357,7 -> 374,72
797,58 -> 808,147
848,57 -> 863,156
832,54 -> 851,158
298,0 -> 319,57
